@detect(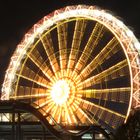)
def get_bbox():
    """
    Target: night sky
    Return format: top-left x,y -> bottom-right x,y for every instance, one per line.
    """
0,0 -> 140,91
